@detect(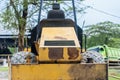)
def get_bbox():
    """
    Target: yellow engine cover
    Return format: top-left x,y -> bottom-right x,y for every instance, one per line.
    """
35,27 -> 82,62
